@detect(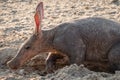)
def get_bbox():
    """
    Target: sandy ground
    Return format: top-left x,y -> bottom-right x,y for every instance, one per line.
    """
0,0 -> 120,80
